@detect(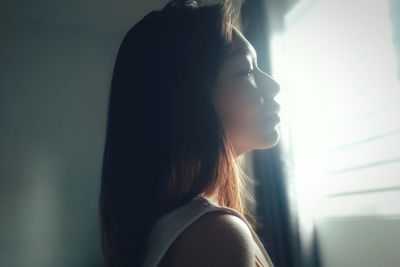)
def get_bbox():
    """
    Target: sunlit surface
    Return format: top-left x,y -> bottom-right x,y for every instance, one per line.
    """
278,0 -> 400,221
